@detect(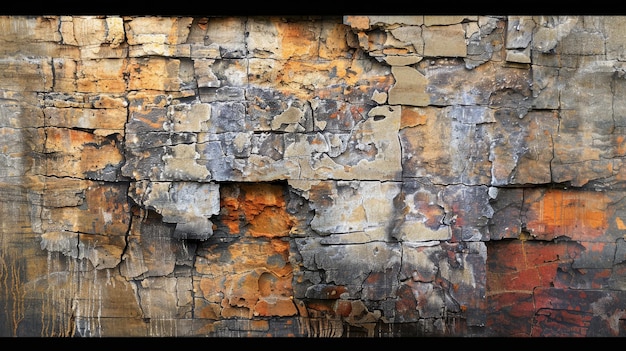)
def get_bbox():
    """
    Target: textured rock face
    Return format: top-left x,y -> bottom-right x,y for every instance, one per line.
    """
1,15 -> 626,337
